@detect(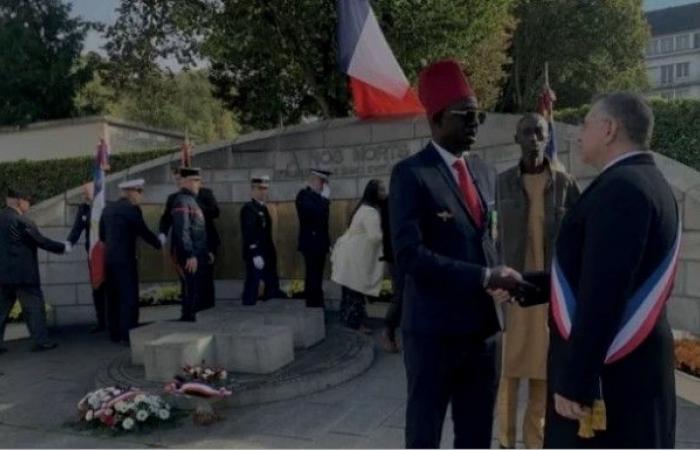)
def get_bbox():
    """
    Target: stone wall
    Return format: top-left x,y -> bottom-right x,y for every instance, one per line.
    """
25,114 -> 700,334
